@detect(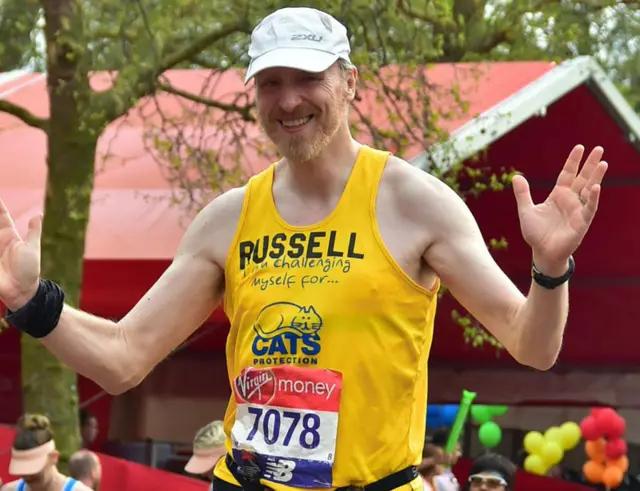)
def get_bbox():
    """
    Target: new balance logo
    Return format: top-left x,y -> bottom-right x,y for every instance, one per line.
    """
290,34 -> 323,42
264,458 -> 296,482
